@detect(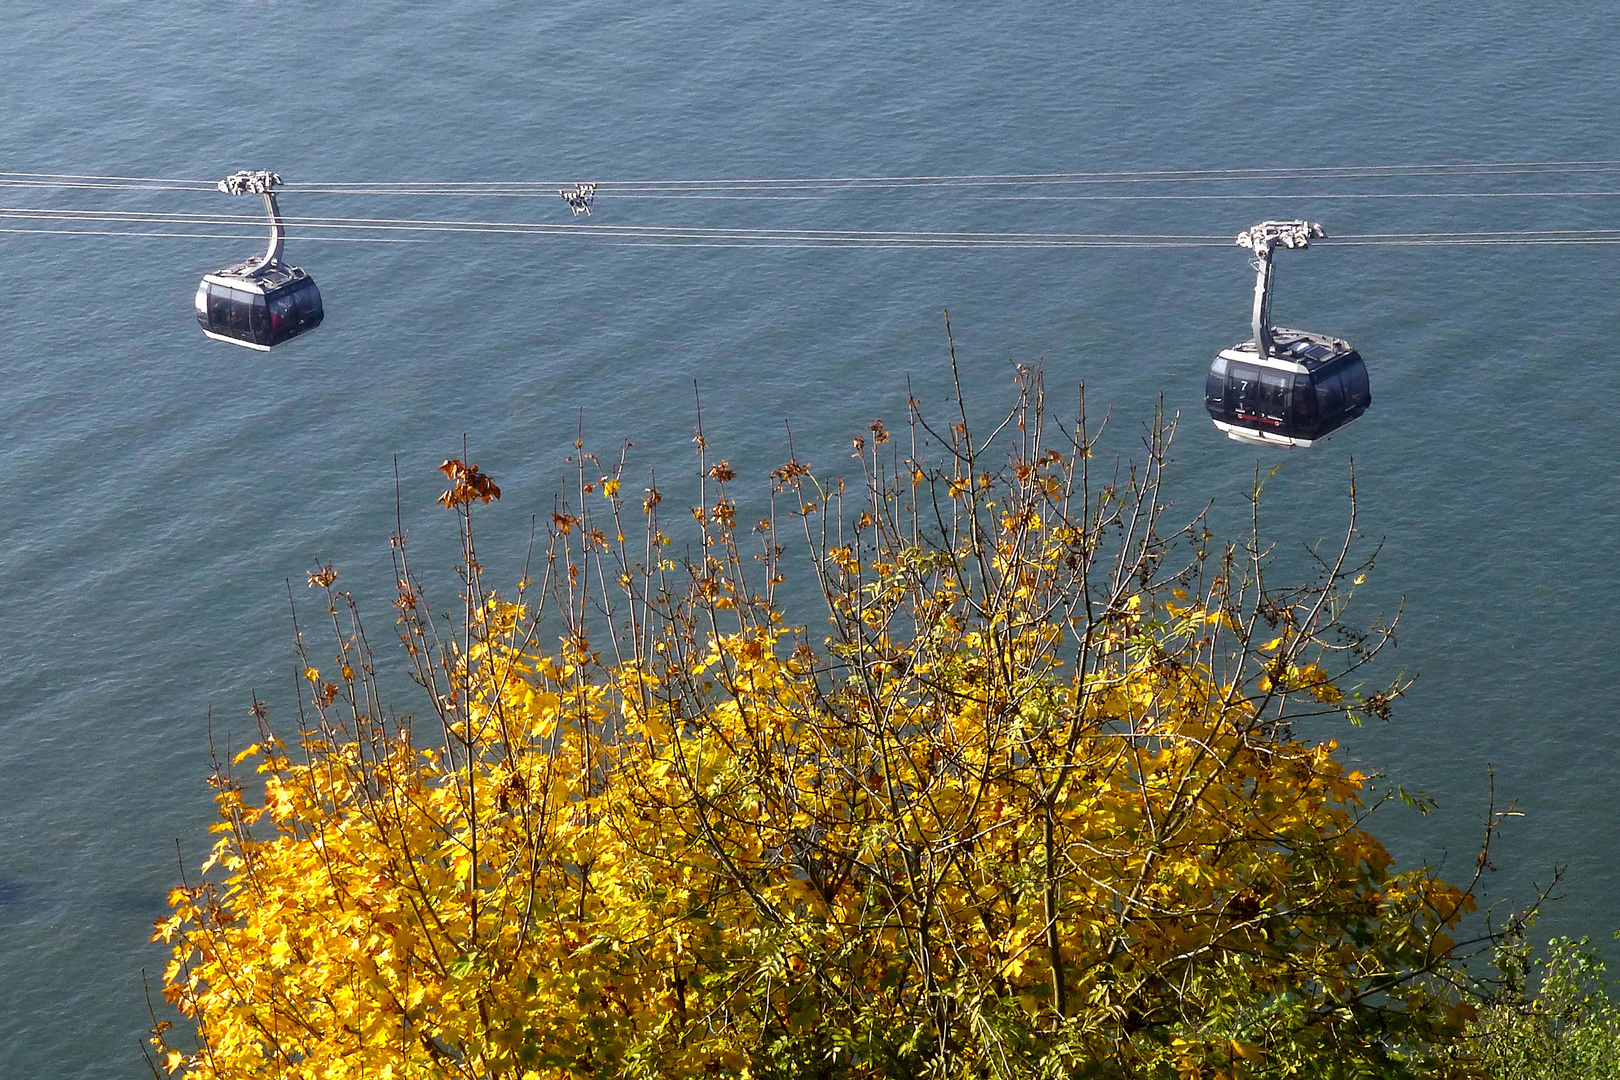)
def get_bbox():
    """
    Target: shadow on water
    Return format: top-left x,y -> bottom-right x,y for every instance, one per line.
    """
0,875 -> 171,925
0,876 -> 44,917
101,888 -> 173,924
